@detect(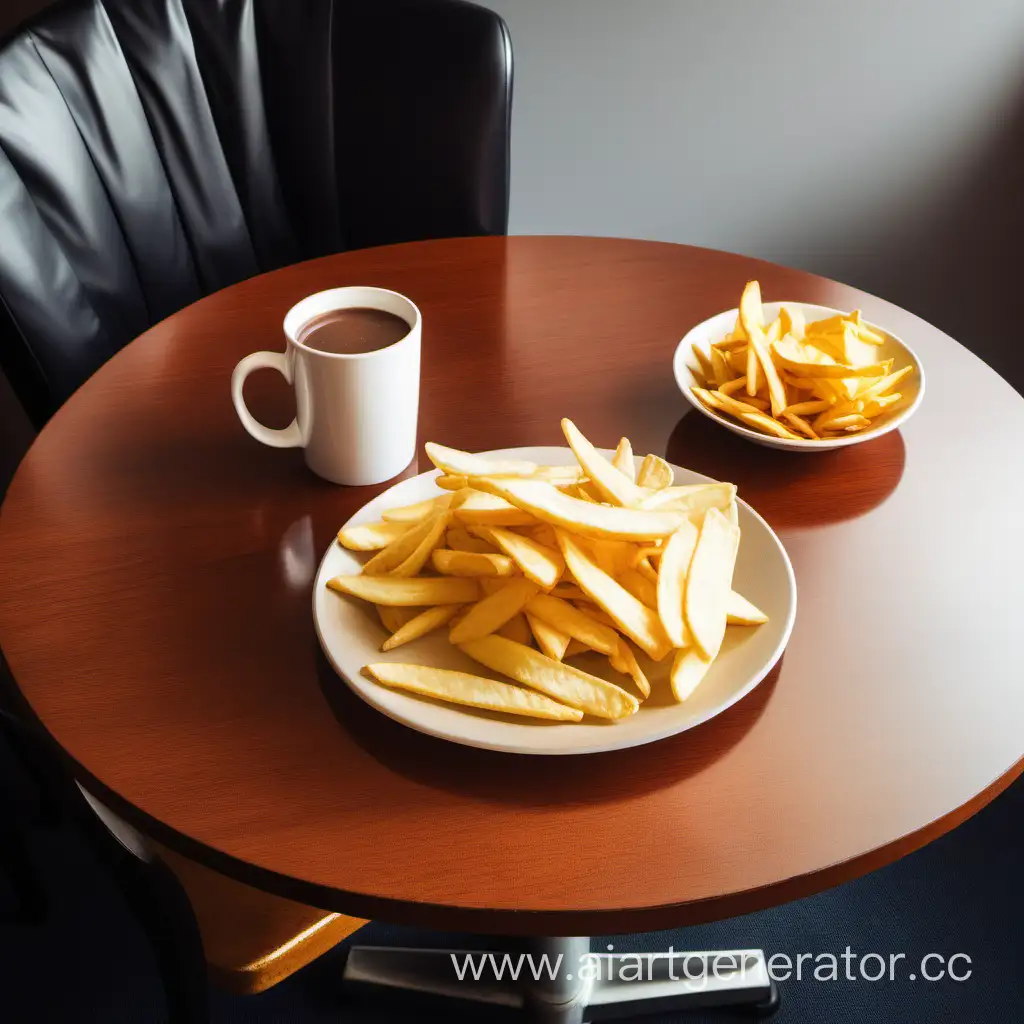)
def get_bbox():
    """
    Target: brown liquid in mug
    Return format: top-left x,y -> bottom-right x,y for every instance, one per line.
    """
298,307 -> 410,354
